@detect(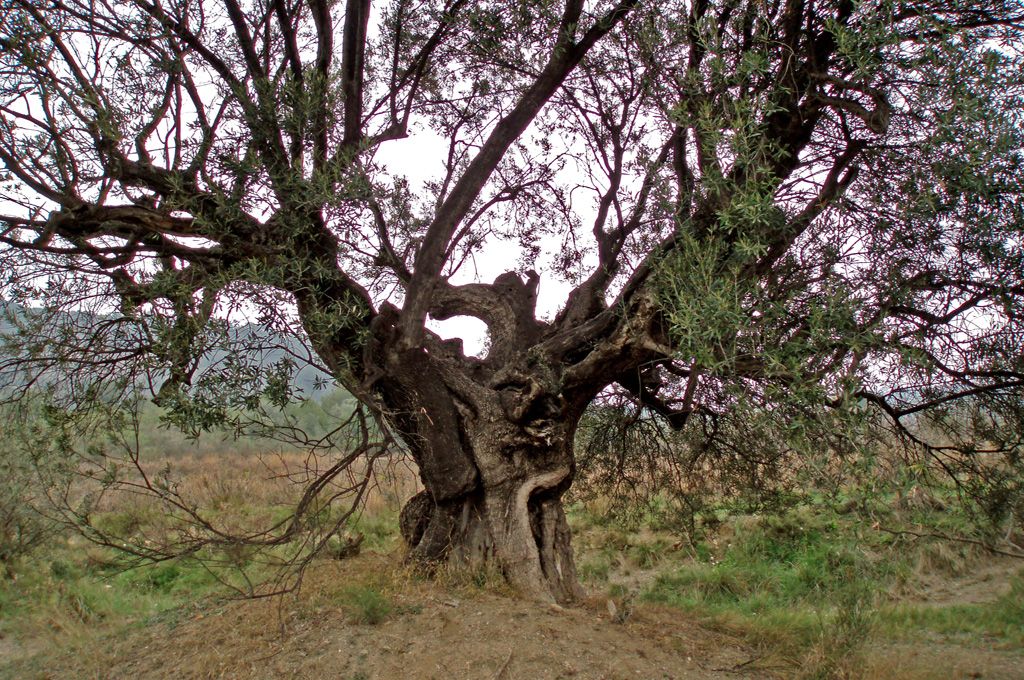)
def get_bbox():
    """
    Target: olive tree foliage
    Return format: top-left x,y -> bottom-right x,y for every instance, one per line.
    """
0,398 -> 77,571
0,0 -> 1022,600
